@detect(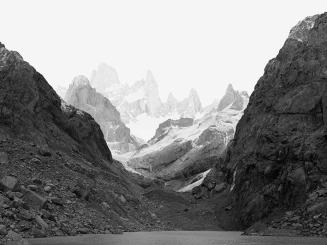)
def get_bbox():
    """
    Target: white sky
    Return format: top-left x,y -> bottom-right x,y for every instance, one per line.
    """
1,0 -> 326,105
